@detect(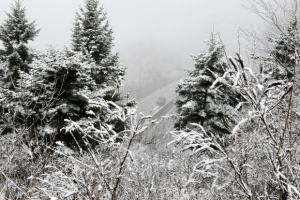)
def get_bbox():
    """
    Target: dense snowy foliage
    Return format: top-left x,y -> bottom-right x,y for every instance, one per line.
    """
174,33 -> 242,136
172,51 -> 300,198
0,0 -> 39,89
253,19 -> 300,82
0,48 -> 130,149
71,0 -> 125,91
1,0 -> 300,199
171,1 -> 300,199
